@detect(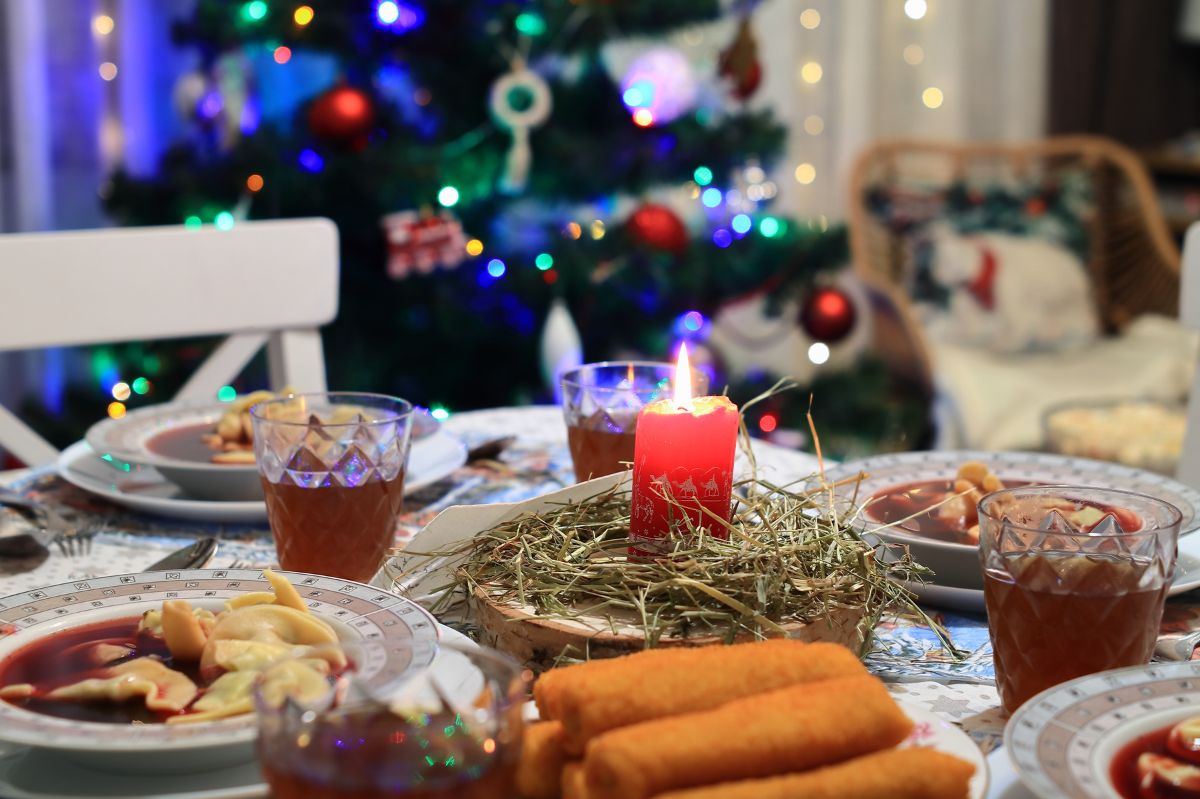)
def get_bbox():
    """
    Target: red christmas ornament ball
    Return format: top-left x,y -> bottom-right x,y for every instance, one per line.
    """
308,85 -> 376,144
627,203 -> 688,255
799,286 -> 856,343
